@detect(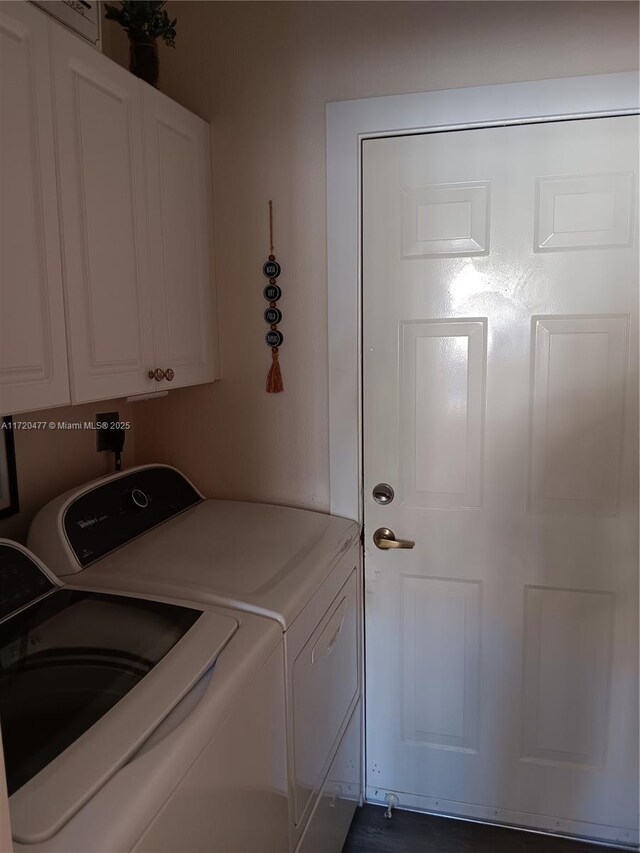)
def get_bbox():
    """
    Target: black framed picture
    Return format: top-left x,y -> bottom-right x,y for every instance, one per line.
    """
0,417 -> 19,519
